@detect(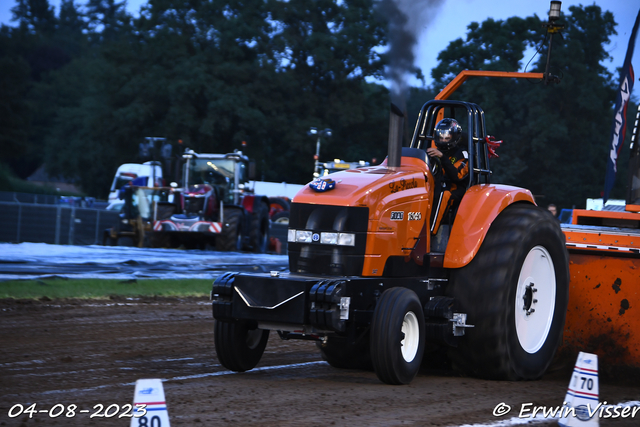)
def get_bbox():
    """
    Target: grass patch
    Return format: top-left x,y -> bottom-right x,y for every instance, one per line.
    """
0,278 -> 214,300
